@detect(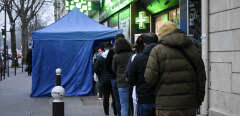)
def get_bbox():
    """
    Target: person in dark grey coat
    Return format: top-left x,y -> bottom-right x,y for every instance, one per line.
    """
112,37 -> 132,116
